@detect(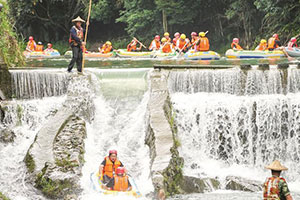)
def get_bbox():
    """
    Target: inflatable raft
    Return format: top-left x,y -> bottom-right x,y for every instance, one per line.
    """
23,50 -> 61,59
225,49 -> 285,59
184,50 -> 221,60
64,51 -> 115,58
150,50 -> 177,58
285,47 -> 300,57
90,172 -> 142,198
115,49 -> 152,58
